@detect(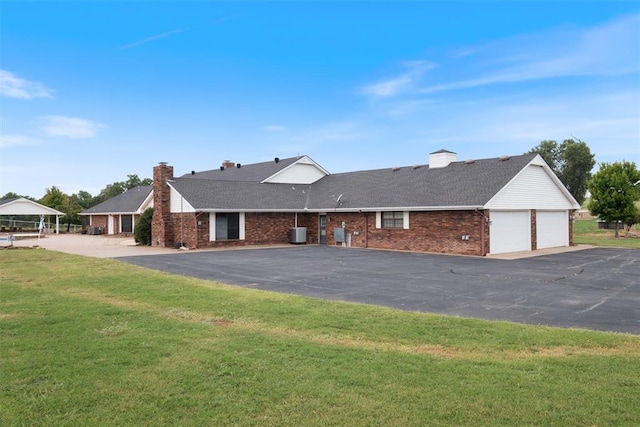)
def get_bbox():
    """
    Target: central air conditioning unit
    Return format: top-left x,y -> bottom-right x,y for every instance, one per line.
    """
290,227 -> 307,244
